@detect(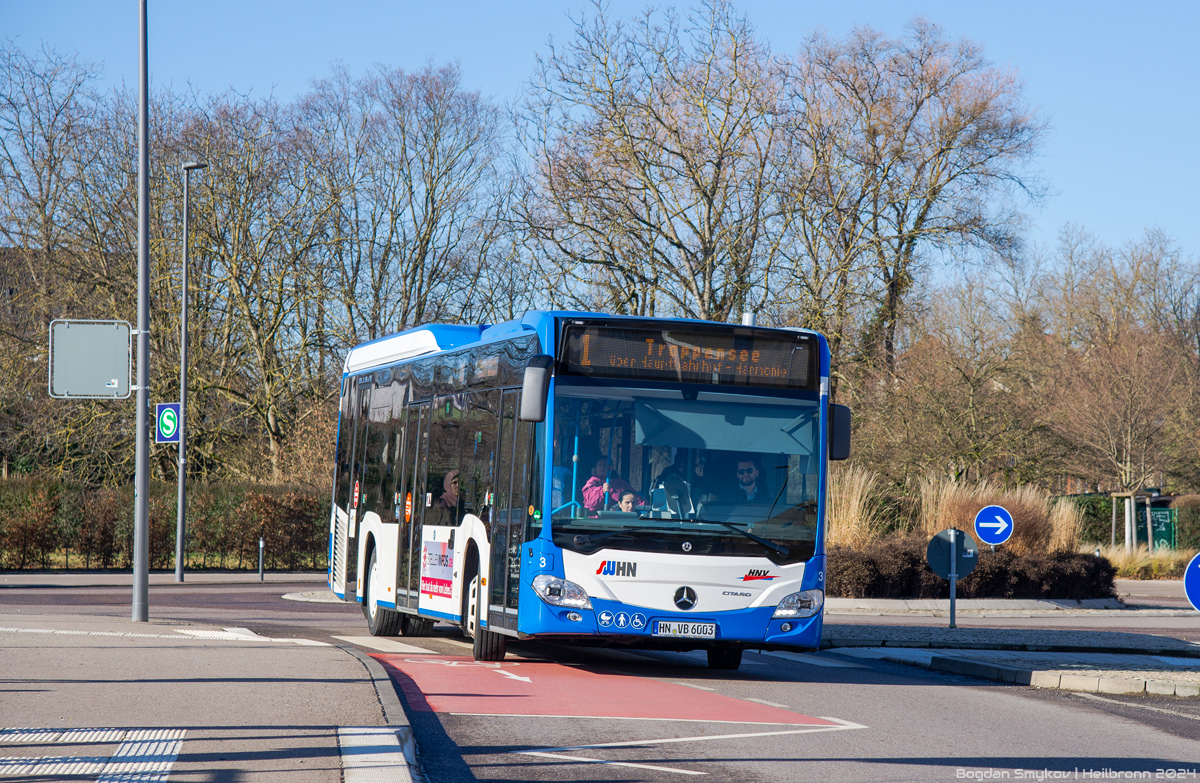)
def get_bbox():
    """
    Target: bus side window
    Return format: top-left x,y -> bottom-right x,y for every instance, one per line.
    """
362,384 -> 393,521
426,394 -> 464,525
465,390 -> 500,530
333,379 -> 353,510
